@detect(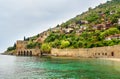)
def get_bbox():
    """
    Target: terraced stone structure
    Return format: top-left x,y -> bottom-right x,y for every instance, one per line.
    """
16,40 -> 41,56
